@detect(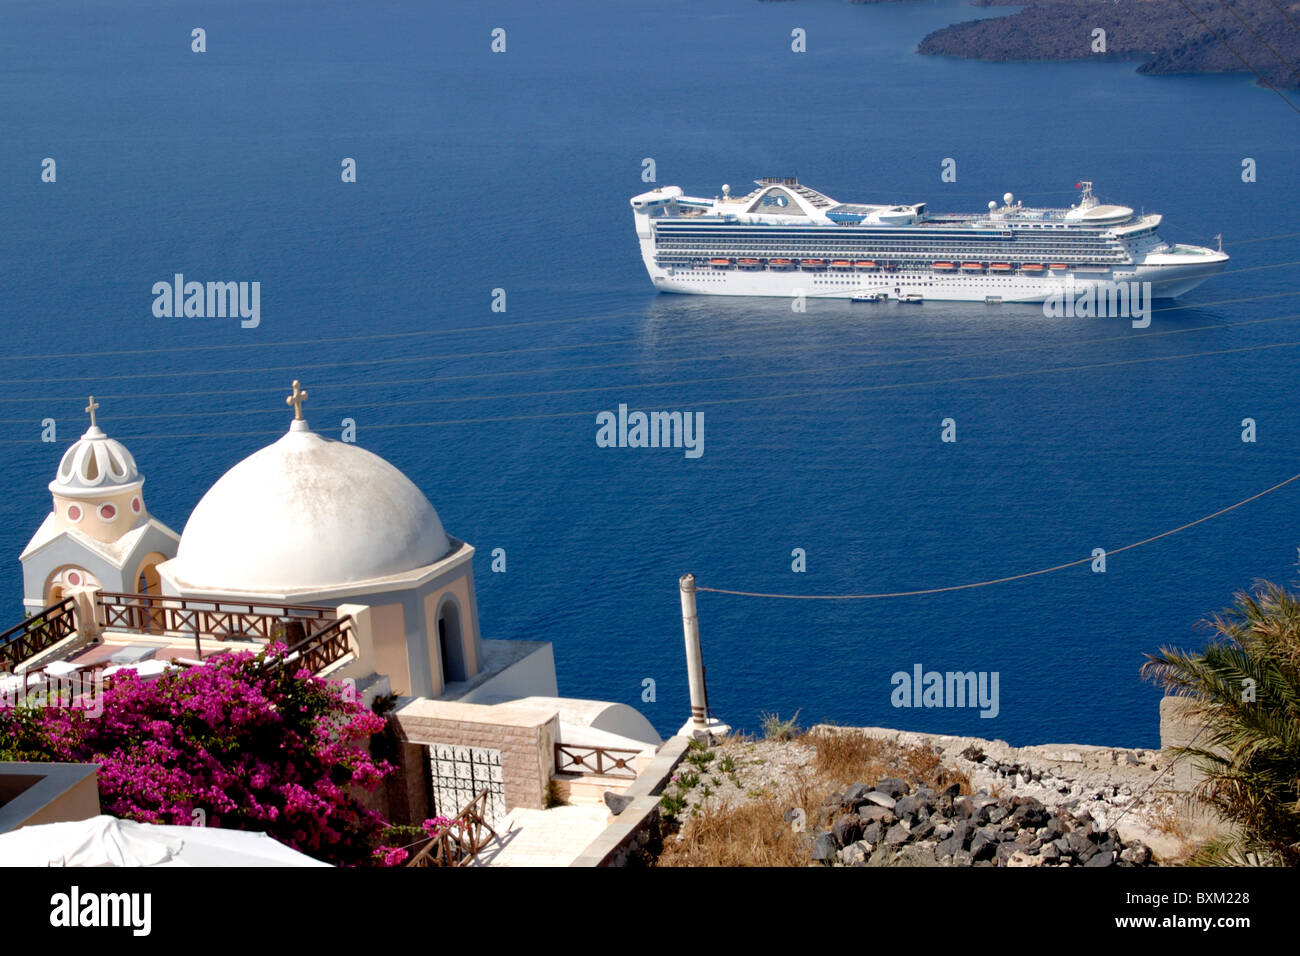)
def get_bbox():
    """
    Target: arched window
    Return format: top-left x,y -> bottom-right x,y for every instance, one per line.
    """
43,566 -> 100,606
